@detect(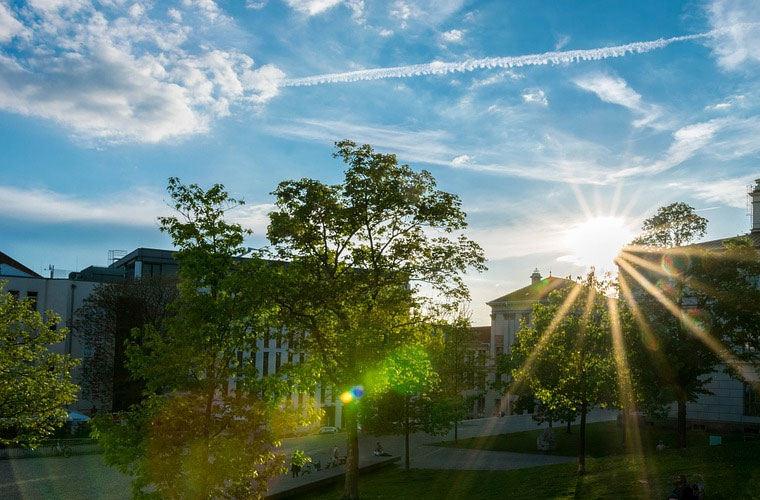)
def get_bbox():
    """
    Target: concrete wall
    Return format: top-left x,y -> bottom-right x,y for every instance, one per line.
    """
671,367 -> 760,426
